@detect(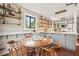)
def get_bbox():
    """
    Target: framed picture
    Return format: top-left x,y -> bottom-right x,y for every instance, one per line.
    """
24,14 -> 37,30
